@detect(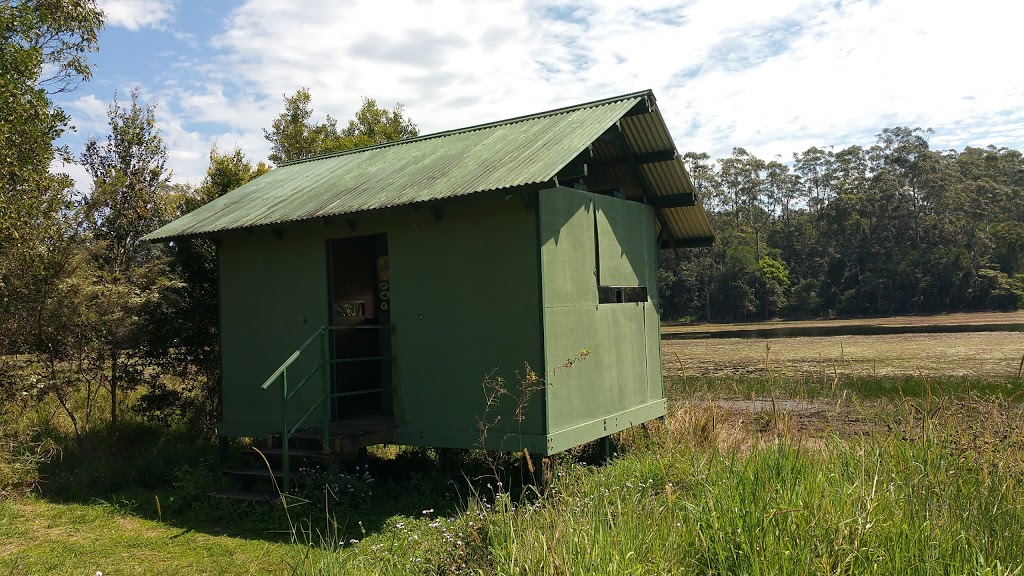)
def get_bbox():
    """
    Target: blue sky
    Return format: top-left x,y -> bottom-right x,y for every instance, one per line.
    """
55,0 -> 1024,192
